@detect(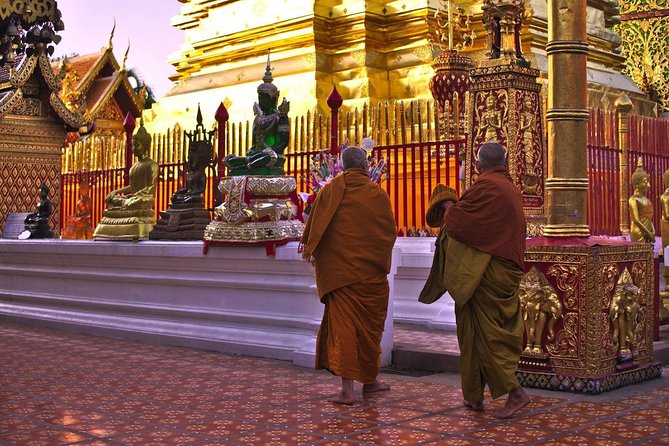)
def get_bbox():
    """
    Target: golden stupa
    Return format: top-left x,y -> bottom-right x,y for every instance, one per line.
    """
144,0 -> 661,132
